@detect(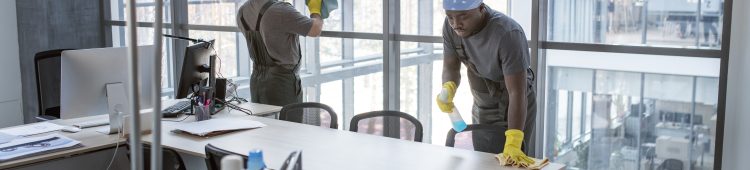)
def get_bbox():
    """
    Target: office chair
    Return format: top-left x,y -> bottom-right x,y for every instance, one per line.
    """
445,124 -> 507,154
349,111 -> 423,142
205,144 -> 248,170
279,102 -> 338,129
34,49 -> 72,121
126,143 -> 187,170
658,159 -> 684,170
